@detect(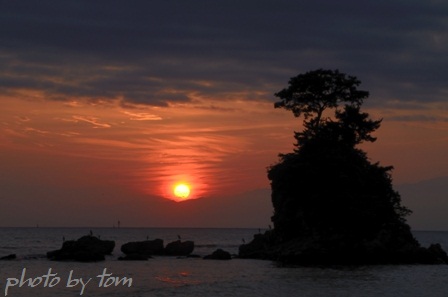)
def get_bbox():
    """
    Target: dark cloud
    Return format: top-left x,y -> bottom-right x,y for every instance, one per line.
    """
1,0 -> 447,106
